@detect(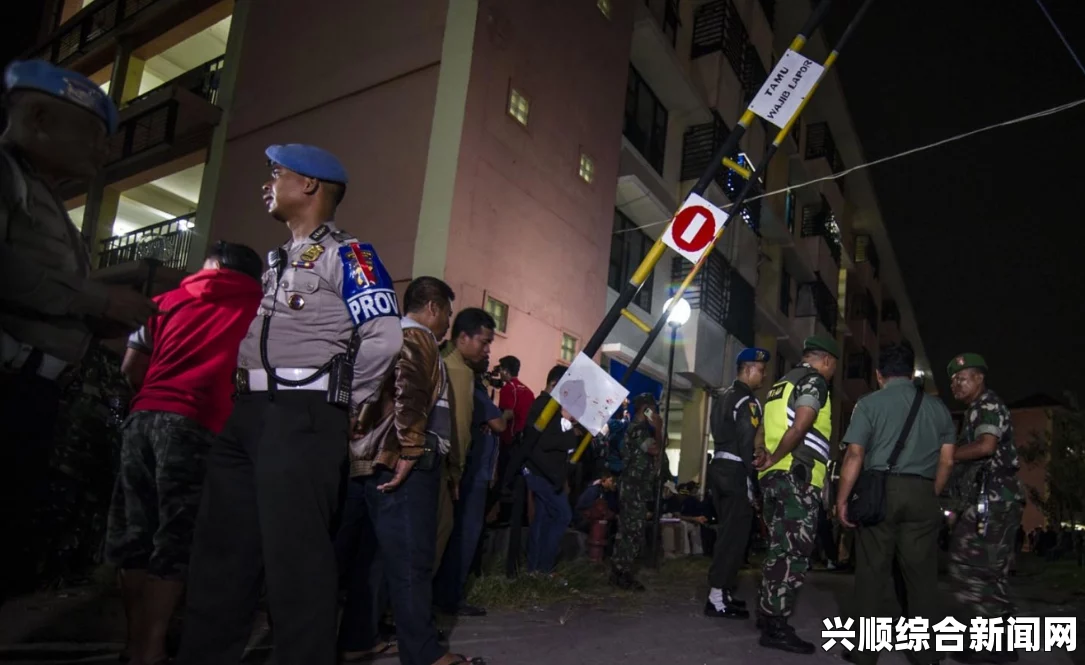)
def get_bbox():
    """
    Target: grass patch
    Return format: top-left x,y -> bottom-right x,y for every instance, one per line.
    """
464,555 -> 716,611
